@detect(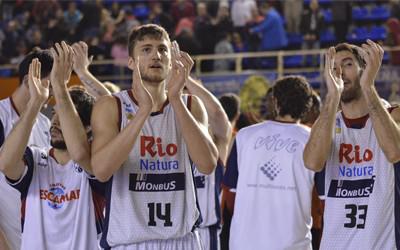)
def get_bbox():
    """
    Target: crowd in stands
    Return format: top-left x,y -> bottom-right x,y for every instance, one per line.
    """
1,0 -> 400,74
